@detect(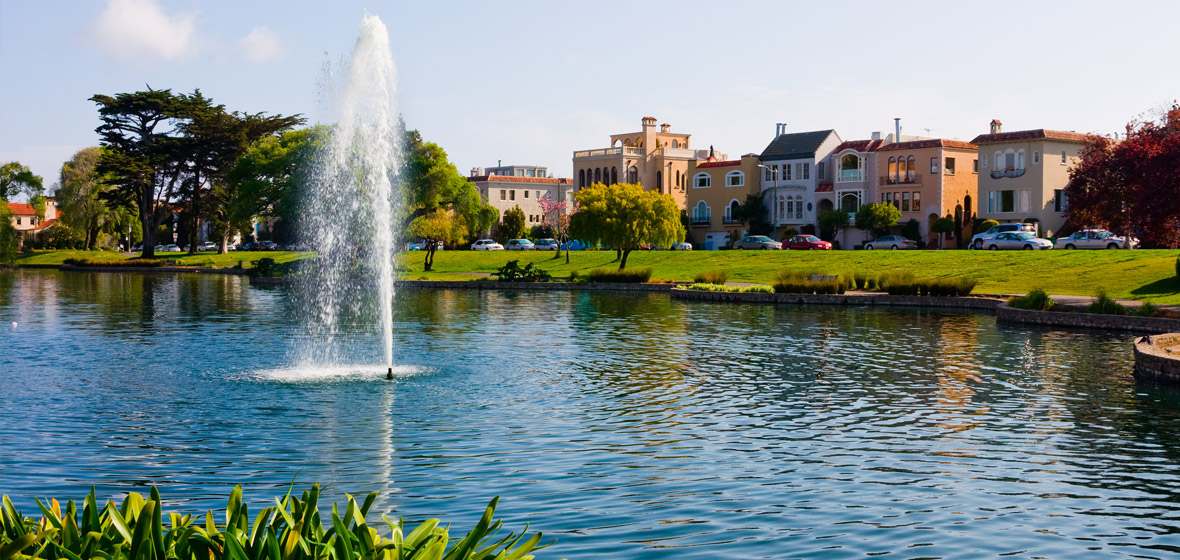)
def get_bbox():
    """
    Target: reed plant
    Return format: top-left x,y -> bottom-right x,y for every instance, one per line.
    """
63,258 -> 165,268
584,267 -> 652,283
684,283 -> 772,293
692,269 -> 728,285
0,485 -> 552,560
